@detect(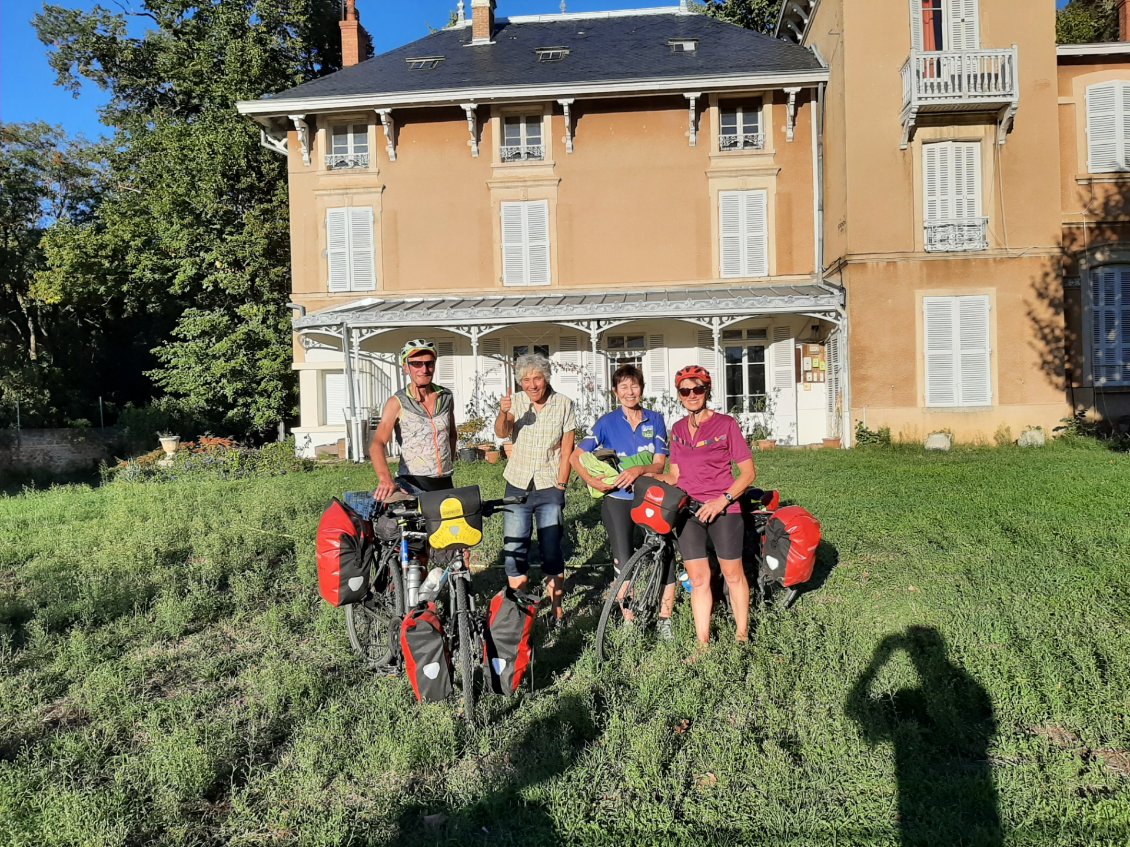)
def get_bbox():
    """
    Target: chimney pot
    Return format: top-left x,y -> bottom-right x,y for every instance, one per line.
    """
340,0 -> 371,67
